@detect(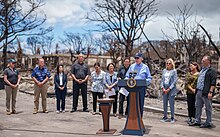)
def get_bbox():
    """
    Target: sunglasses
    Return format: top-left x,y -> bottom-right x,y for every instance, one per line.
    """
135,57 -> 140,59
166,62 -> 171,65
